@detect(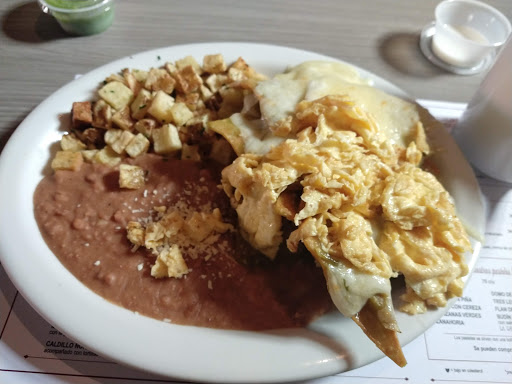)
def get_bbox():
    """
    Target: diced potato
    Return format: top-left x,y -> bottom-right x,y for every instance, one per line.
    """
199,84 -> 213,101
93,146 -> 123,166
186,114 -> 208,129
175,56 -> 202,74
51,150 -> 83,171
71,101 -> 92,129
177,92 -> 204,112
60,134 -> 86,152
110,130 -> 135,154
79,127 -> 105,148
104,73 -> 125,83
178,122 -> 203,145
104,129 -> 123,146
204,92 -> 222,111
98,81 -> 134,110
174,65 -> 203,94
205,74 -> 228,93
202,54 -> 226,74
228,57 -> 267,88
228,67 -> 245,83
130,89 -> 152,120
170,102 -> 194,126
153,124 -> 182,154
134,118 -> 157,139
132,69 -> 148,83
230,57 -> 253,72
122,68 -> 142,95
112,106 -> 134,130
92,100 -> 113,129
181,144 -> 201,161
147,90 -> 175,124
81,149 -> 99,163
165,62 -> 177,75
126,133 -> 150,158
119,164 -> 145,189
145,68 -> 175,94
